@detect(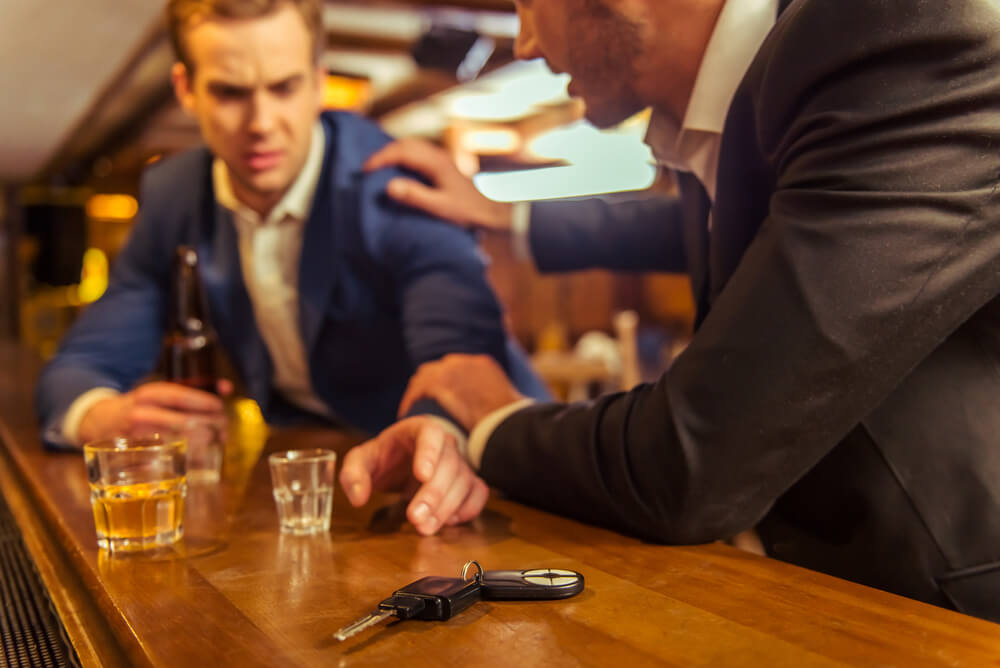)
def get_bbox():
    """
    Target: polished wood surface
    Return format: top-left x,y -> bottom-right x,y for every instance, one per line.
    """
1,343 -> 999,666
